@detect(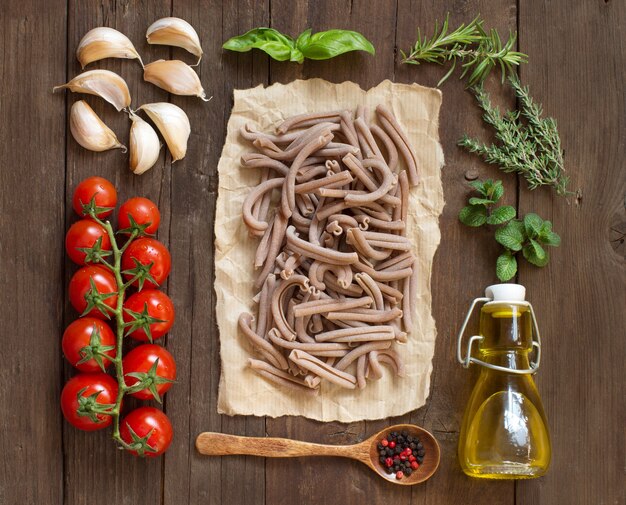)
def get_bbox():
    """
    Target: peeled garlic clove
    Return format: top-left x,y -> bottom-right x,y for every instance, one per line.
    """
76,27 -> 144,69
129,113 -> 161,175
70,100 -> 126,152
139,103 -> 190,162
146,17 -> 202,65
53,70 -> 131,111
143,59 -> 209,101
